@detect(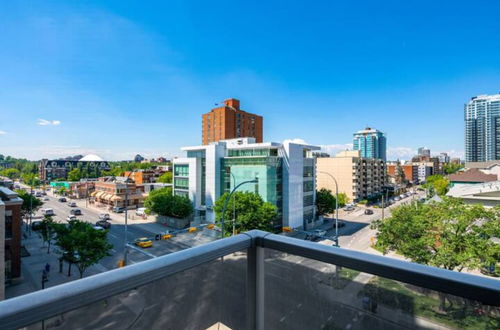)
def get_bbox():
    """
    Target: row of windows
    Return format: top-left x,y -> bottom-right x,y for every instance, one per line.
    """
174,164 -> 189,176
228,148 -> 278,157
303,194 -> 314,207
174,177 -> 189,189
303,180 -> 314,192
